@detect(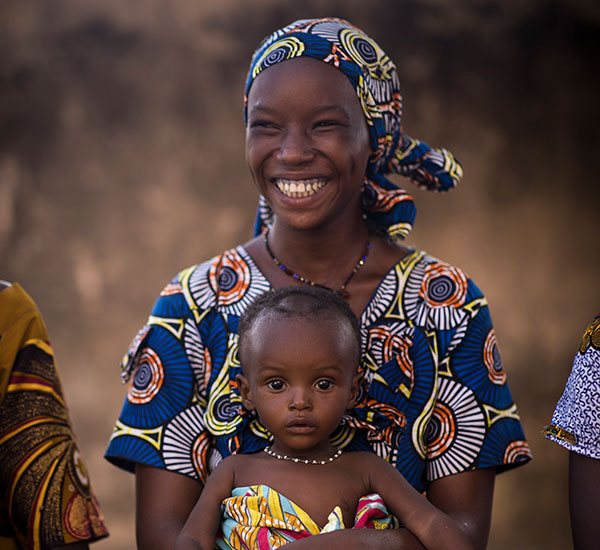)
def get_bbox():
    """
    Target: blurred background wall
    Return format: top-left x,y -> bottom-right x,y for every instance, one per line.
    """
1,0 -> 599,547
